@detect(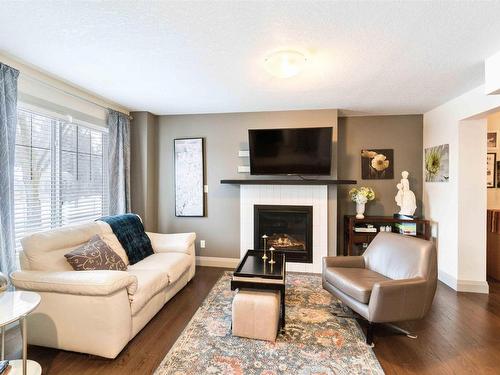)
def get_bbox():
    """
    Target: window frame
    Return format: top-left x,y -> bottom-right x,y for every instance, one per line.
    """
14,102 -> 109,251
